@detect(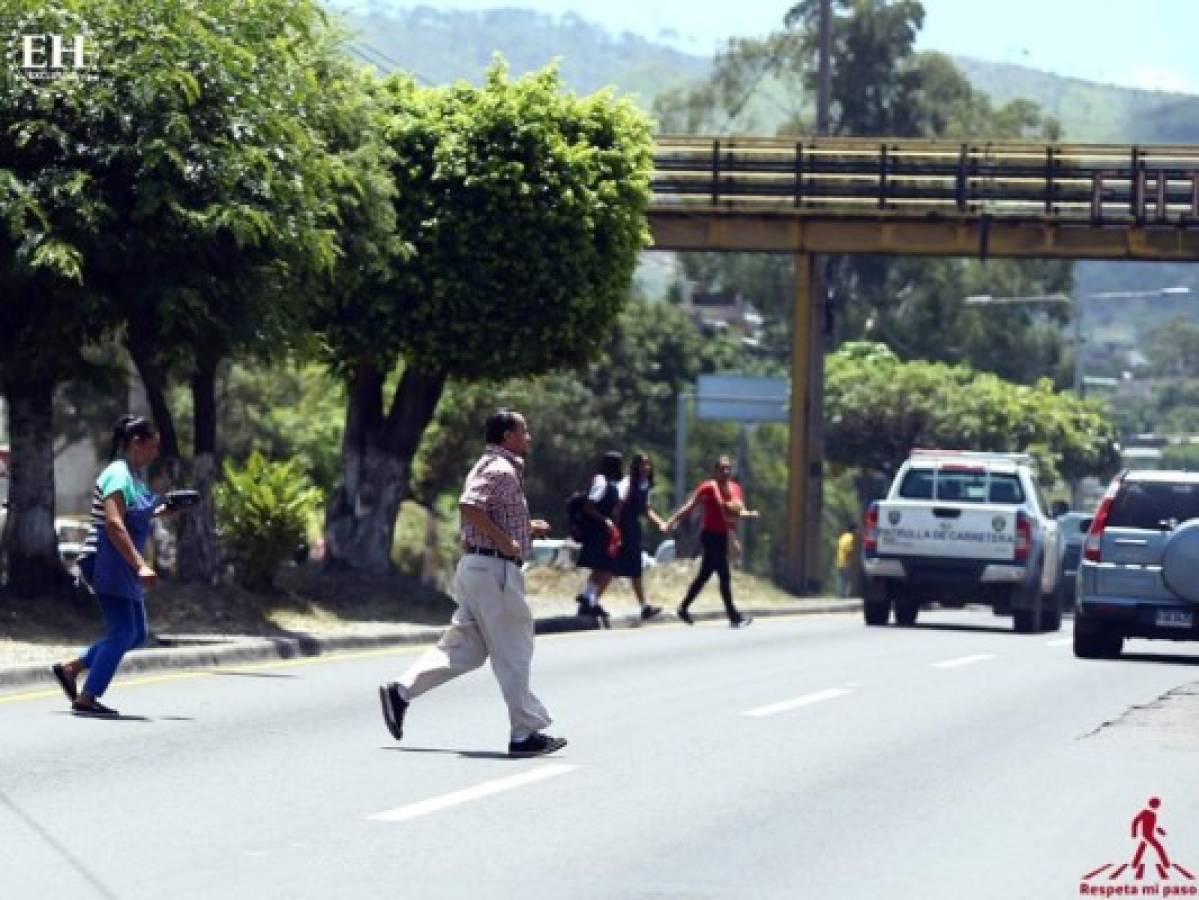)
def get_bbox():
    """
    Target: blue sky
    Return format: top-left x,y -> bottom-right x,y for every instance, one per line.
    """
346,0 -> 1199,94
